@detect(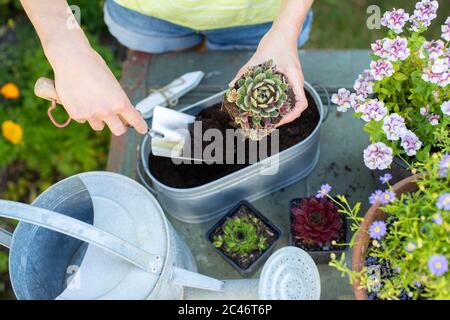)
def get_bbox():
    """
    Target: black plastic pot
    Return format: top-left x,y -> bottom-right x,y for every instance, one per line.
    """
206,201 -> 282,277
289,198 -> 347,264
372,156 -> 412,189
